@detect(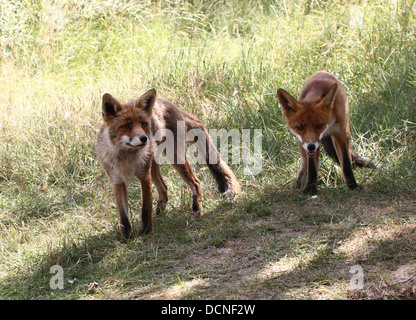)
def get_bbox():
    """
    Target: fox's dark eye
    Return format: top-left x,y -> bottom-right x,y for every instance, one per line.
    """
316,124 -> 323,129
142,122 -> 148,128
296,125 -> 304,131
121,123 -> 131,130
